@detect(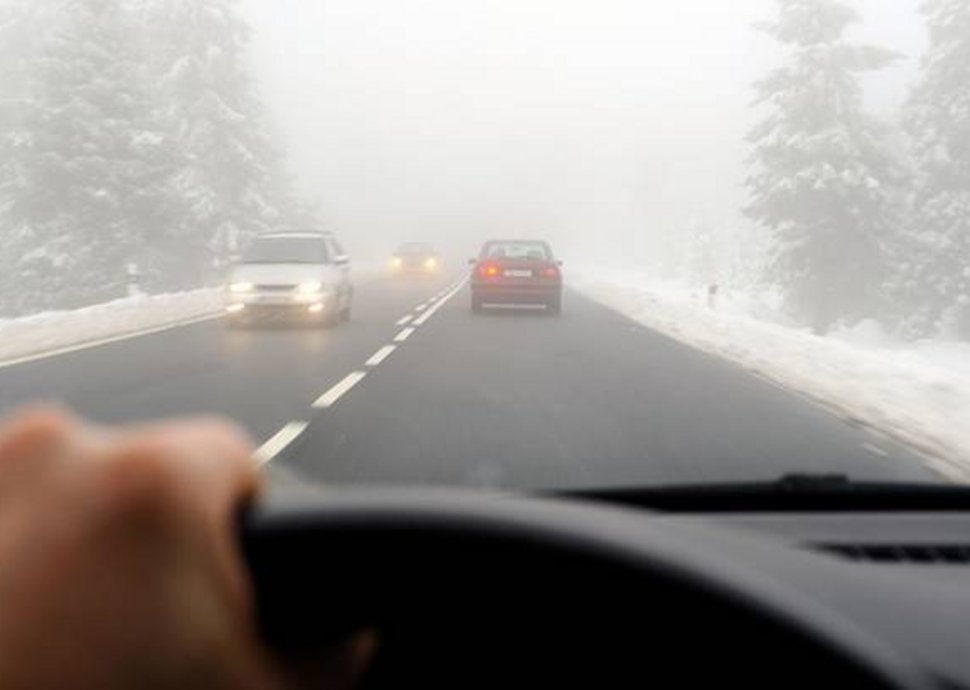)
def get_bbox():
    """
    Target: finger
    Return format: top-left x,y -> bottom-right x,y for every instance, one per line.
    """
92,418 -> 261,604
105,417 -> 259,519
0,405 -> 82,485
